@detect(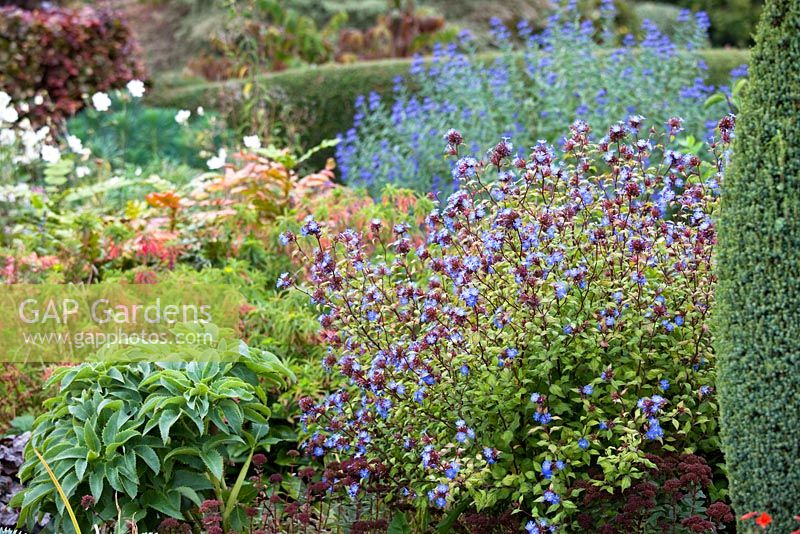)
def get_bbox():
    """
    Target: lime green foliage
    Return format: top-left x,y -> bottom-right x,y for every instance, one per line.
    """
149,48 -> 748,167
11,334 -> 294,532
715,0 -> 800,530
